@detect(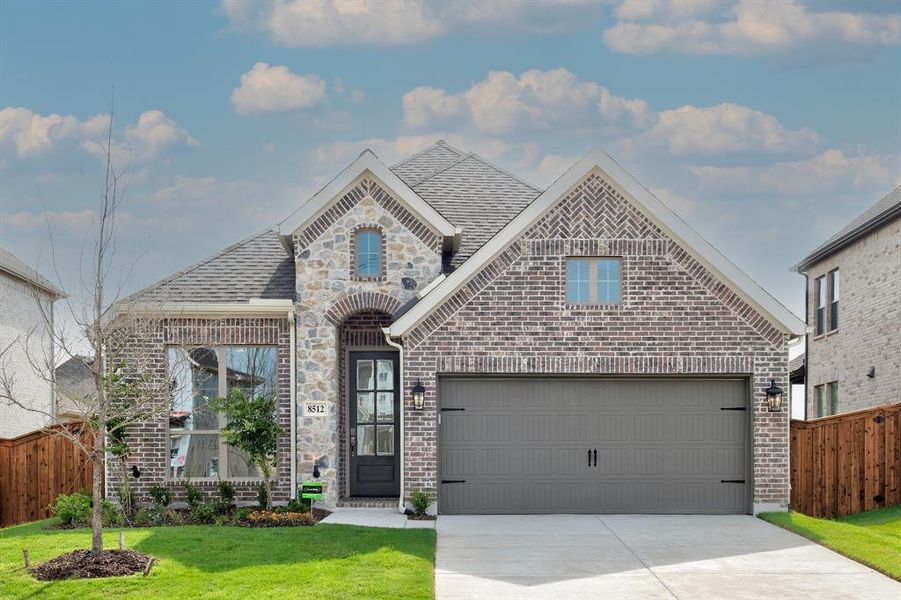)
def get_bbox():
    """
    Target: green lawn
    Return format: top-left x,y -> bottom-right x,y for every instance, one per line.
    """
759,505 -> 901,580
0,520 -> 435,599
